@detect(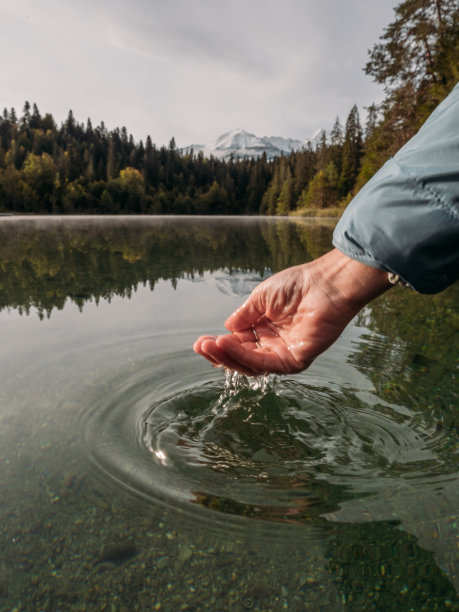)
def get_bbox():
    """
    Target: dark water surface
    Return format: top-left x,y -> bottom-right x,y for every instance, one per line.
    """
0,216 -> 457,611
